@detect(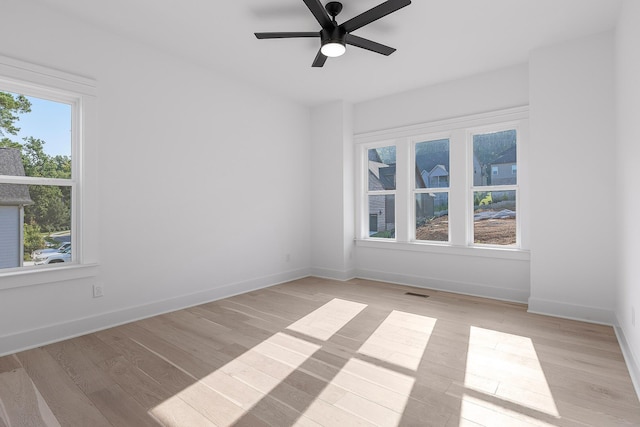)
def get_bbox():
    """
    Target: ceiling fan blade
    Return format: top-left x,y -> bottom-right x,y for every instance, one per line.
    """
346,34 -> 396,55
341,0 -> 411,33
312,49 -> 328,67
255,32 -> 319,39
303,0 -> 333,28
